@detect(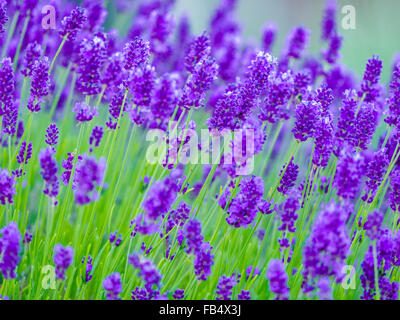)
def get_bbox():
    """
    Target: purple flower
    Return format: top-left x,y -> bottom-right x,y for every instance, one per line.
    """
89,126 -> 103,152
313,113 -> 334,168
226,176 -> 265,228
179,56 -> 219,108
292,99 -> 319,142
362,150 -> 388,203
216,274 -> 237,300
61,152 -> 74,185
322,34 -> 342,64
128,253 -> 162,293
122,37 -> 150,70
262,22 -> 277,52
129,64 -> 156,108
72,102 -> 98,122
73,154 -> 106,205
59,7 -> 88,41
83,0 -> 107,32
283,26 -> 311,60
27,57 -> 50,113
321,0 -> 337,40
184,31 -> 211,73
390,167 -> 400,212
238,290 -> 251,300
38,148 -> 59,200
386,62 -> 400,127
0,0 -> 8,34
149,10 -> 175,44
103,272 -> 122,300
1,101 -> 18,136
267,259 -> 289,300
277,190 -> 300,247
334,148 -> 364,199
277,157 -> 299,195
259,70 -> 294,123
23,232 -> 33,245
245,265 -> 261,279
0,58 -> 15,116
302,201 -> 350,293
0,222 -> 21,279
82,255 -> 93,282
53,244 -> 74,280
45,123 -> 59,148
193,241 -> 214,281
184,220 -> 204,254
149,73 -> 178,129
364,211 -> 384,240
16,141 -> 32,165
246,51 -> 277,95
173,289 -> 185,300
21,42 -> 41,77
77,33 -> 108,96
143,170 -> 181,222
360,55 -> 383,102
